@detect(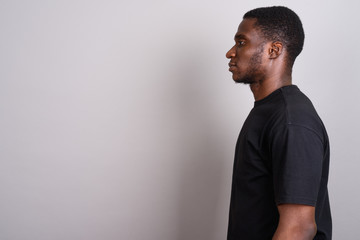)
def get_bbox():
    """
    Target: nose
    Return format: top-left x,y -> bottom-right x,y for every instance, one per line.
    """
226,45 -> 236,59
